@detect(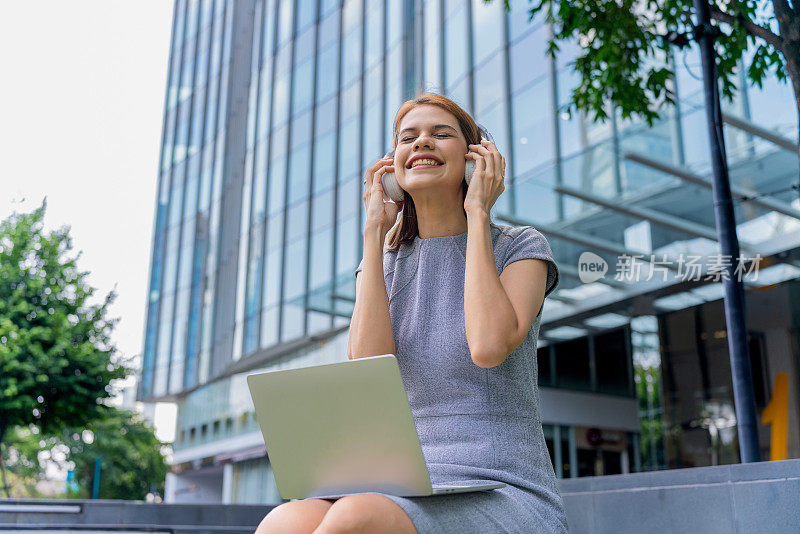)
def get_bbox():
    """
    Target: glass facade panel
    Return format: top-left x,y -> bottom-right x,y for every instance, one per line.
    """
316,43 -> 339,104
555,338 -> 591,391
260,303 -> 280,348
309,225 -> 333,290
386,0 -> 402,48
363,101 -> 383,169
338,116 -> 360,179
313,128 -> 336,194
422,0 -> 442,90
288,144 -> 311,204
512,79 -> 555,177
296,0 -> 316,33
273,45 -> 292,127
444,1 -> 468,90
474,54 -> 505,117
470,0 -> 504,67
276,0 -> 294,46
364,3 -> 383,69
335,215 -> 358,279
292,57 -> 314,115
284,236 -> 307,300
311,187 -> 334,231
595,328 -> 631,396
286,199 -> 309,242
341,32 -> 362,88
336,175 -> 359,222
514,170 -> 559,224
267,128 -> 288,215
510,24 -> 549,93
263,247 -> 282,307
507,0 -> 545,42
